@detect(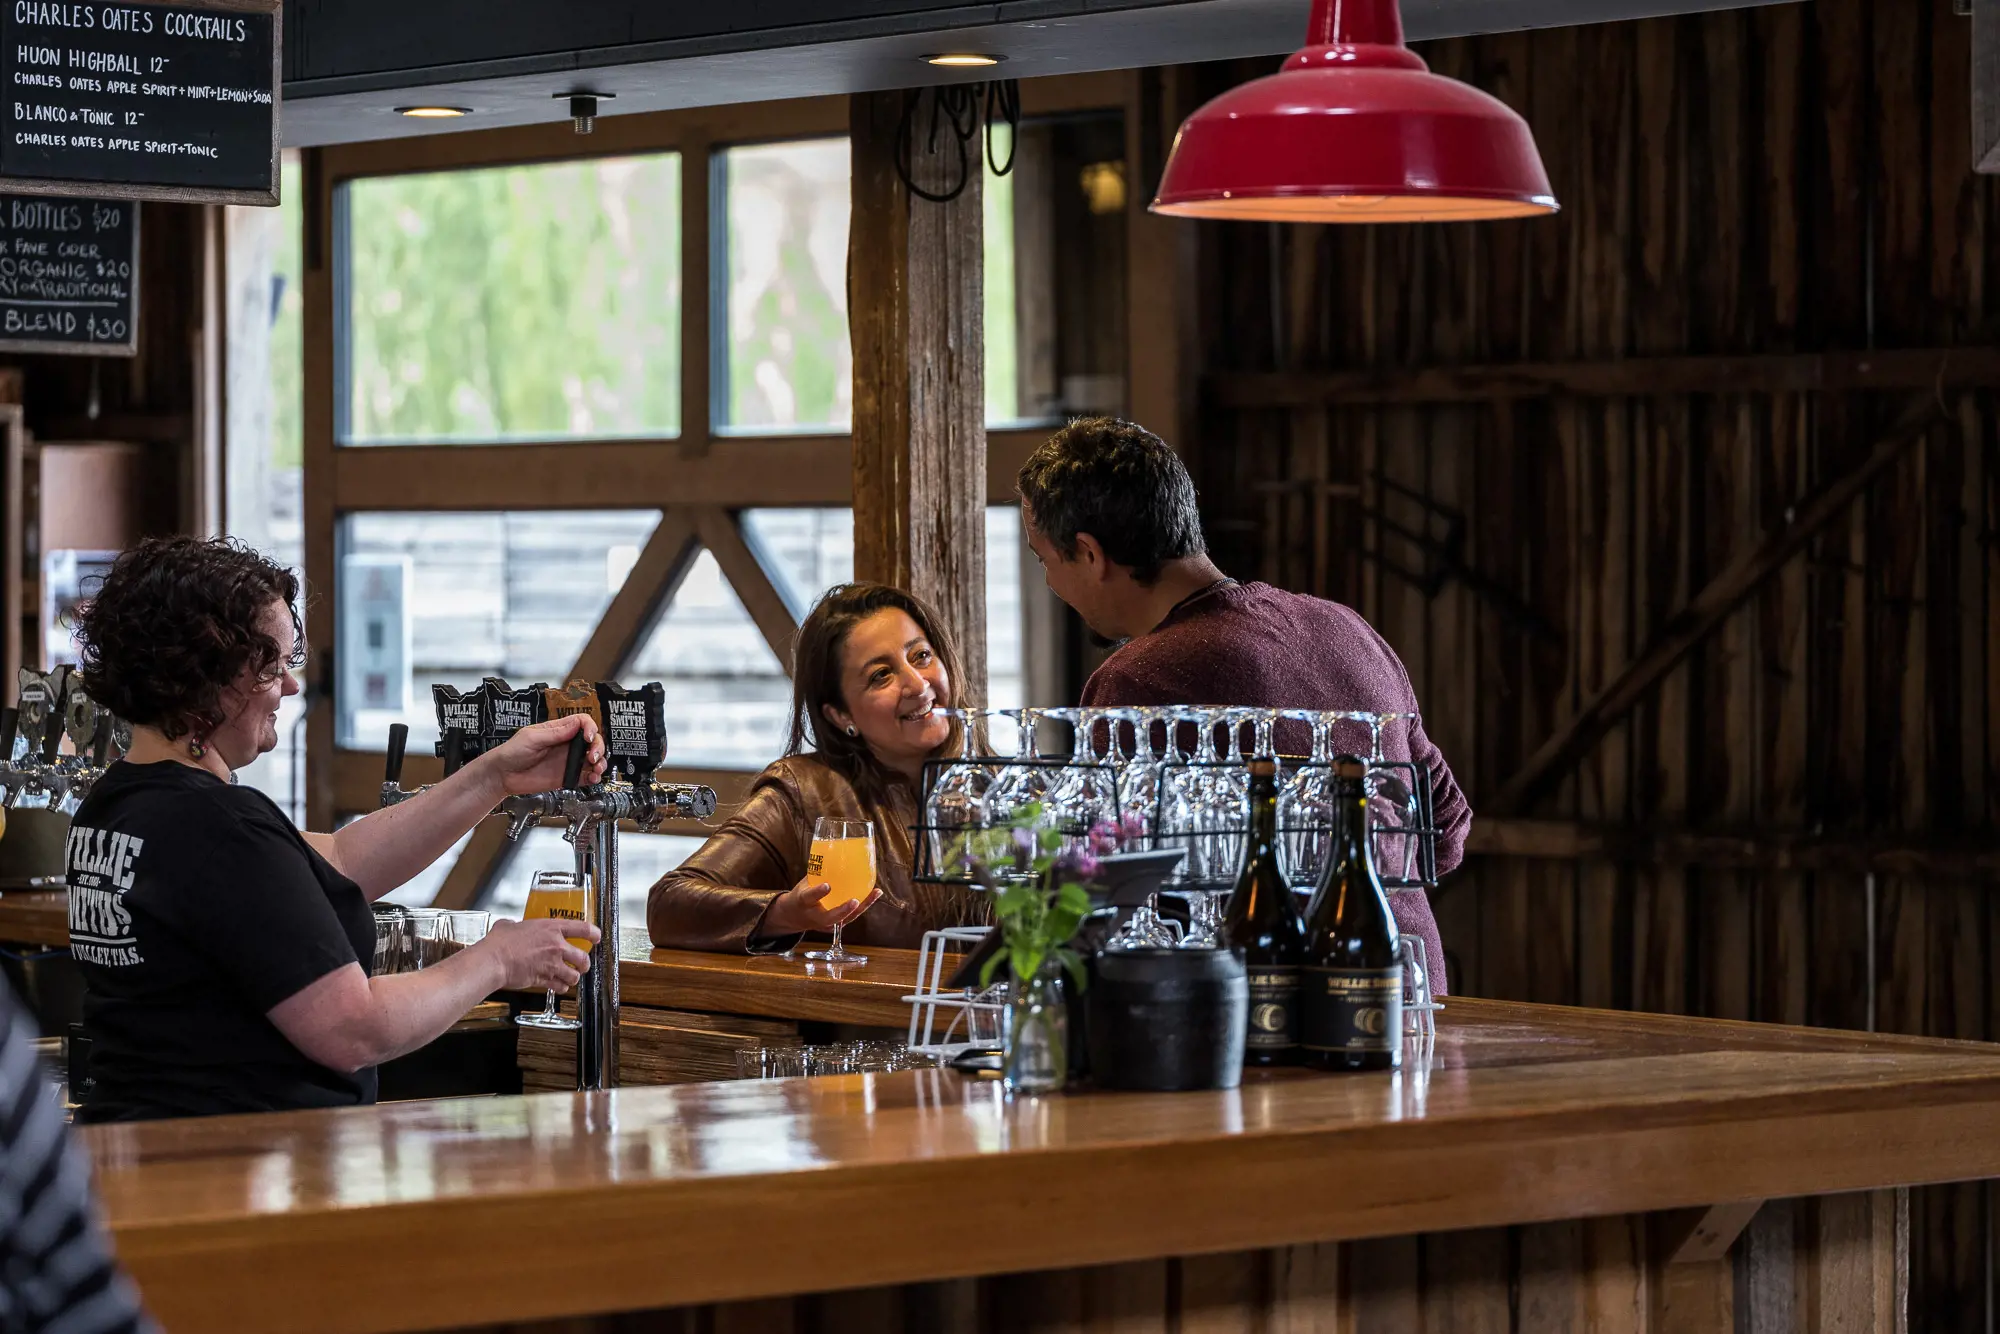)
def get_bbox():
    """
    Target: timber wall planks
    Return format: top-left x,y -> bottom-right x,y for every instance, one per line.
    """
1184,0 -> 1994,1326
